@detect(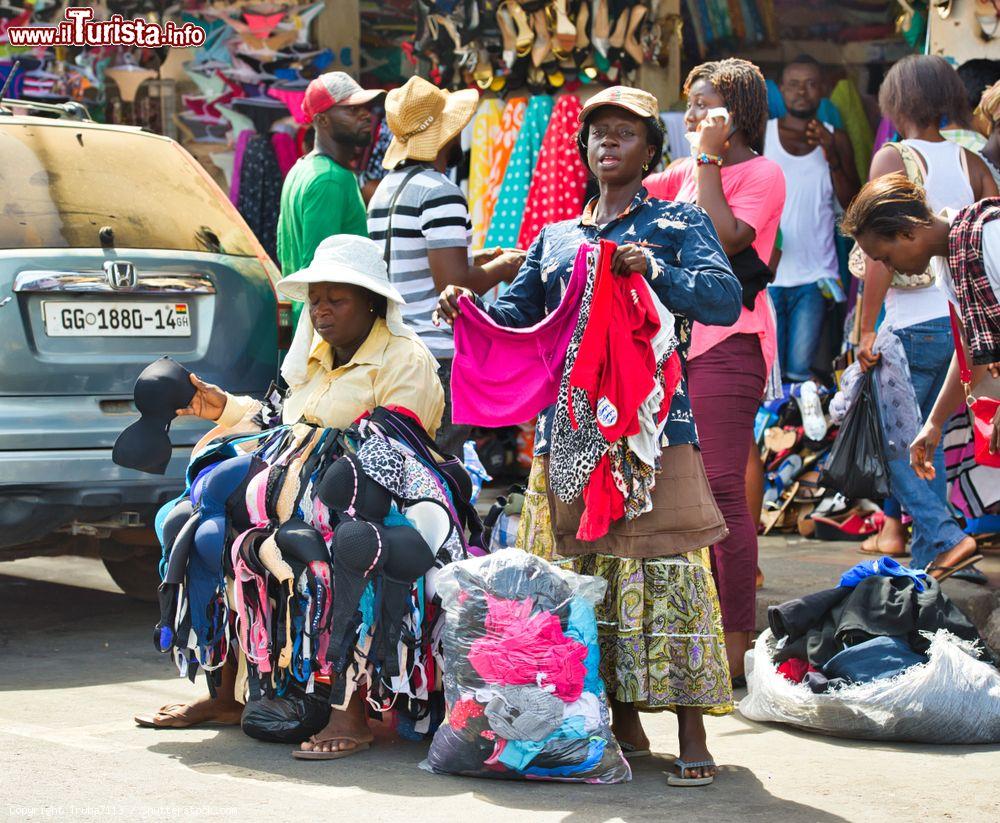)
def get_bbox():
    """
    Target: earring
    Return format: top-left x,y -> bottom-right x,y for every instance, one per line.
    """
369,306 -> 375,313
643,162 -> 649,171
